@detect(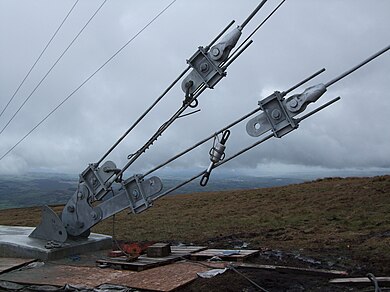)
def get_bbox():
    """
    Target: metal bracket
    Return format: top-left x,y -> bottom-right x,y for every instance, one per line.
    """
29,205 -> 67,242
79,160 -> 117,201
247,91 -> 298,138
246,84 -> 327,138
209,27 -> 242,62
60,173 -> 162,237
181,27 -> 242,95
285,83 -> 327,113
181,46 -> 226,95
61,183 -> 102,237
122,175 -> 163,214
